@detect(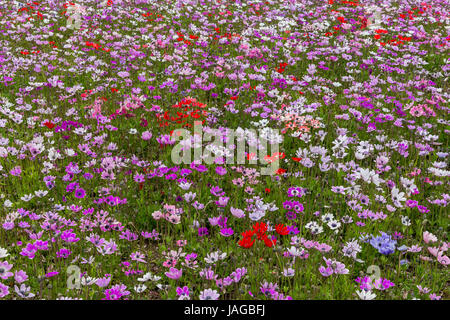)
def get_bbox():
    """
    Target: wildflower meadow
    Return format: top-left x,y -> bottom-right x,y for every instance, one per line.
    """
0,0 -> 448,301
